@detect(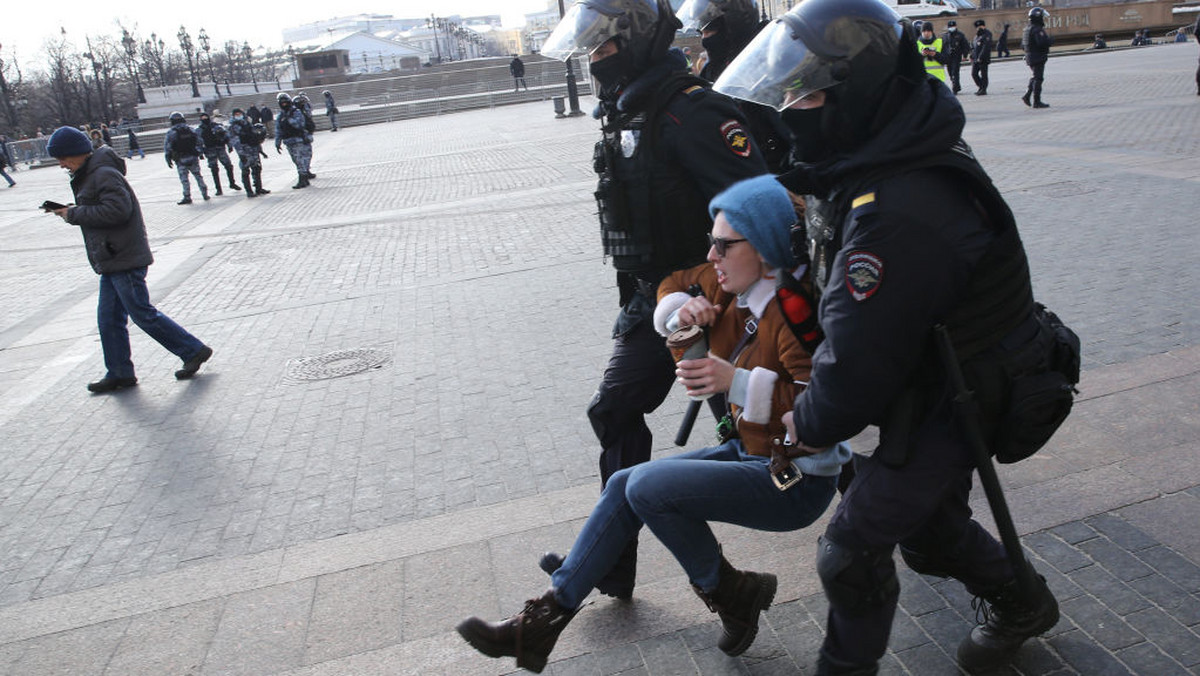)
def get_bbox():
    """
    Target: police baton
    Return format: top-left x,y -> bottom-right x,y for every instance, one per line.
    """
674,284 -> 706,447
934,325 -> 1040,596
